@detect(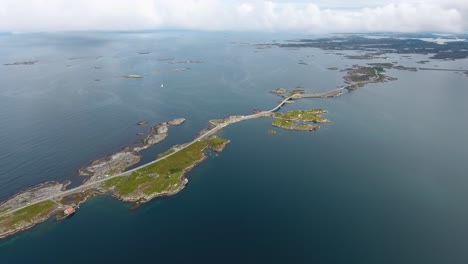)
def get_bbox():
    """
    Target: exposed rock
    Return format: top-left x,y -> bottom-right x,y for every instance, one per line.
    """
137,121 -> 148,126
79,150 -> 141,182
267,130 -> 277,136
271,88 -> 287,94
168,118 -> 186,126
154,123 -> 169,134
0,182 -> 64,213
80,118 -> 186,182
143,133 -> 167,147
